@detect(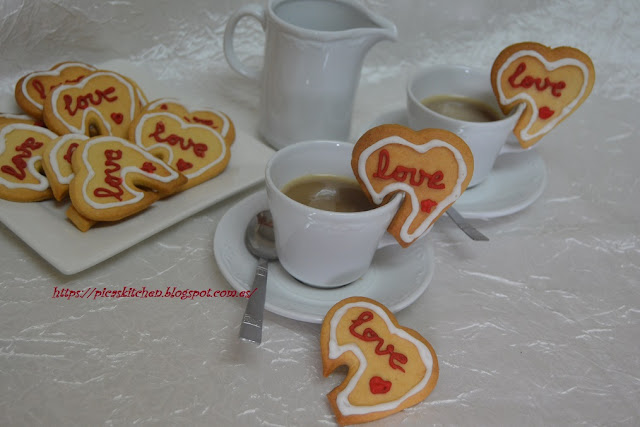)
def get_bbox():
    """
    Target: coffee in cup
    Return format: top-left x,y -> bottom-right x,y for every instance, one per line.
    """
420,95 -> 501,123
282,174 -> 376,213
